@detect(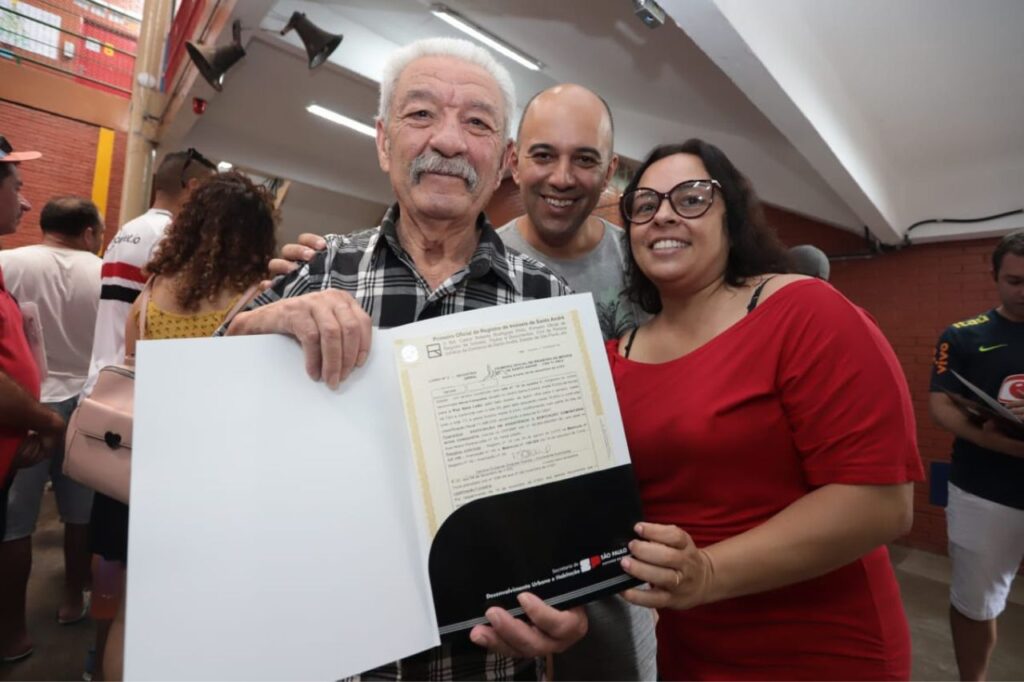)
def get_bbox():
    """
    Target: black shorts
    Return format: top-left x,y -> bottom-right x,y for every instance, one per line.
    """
90,492 -> 129,563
